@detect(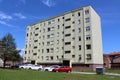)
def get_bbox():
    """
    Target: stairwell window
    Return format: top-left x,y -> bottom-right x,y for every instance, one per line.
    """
86,44 -> 91,50
86,35 -> 91,40
85,9 -> 89,14
86,54 -> 92,60
85,17 -> 90,23
86,26 -> 90,31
